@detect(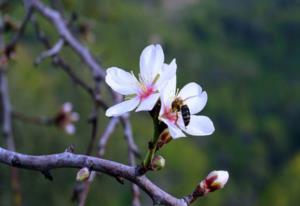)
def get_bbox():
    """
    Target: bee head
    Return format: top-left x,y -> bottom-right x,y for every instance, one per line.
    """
171,98 -> 184,112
